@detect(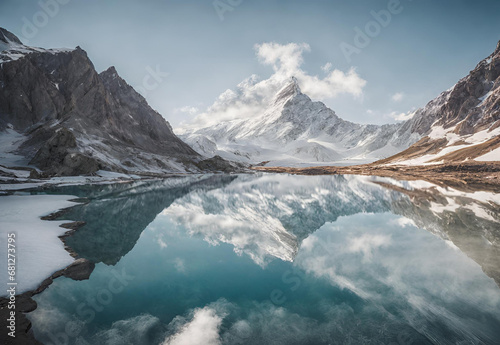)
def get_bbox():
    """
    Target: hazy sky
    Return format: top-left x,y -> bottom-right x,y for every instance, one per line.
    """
1,0 -> 499,129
